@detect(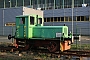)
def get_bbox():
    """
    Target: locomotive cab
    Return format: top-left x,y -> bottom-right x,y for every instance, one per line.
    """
15,15 -> 43,39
